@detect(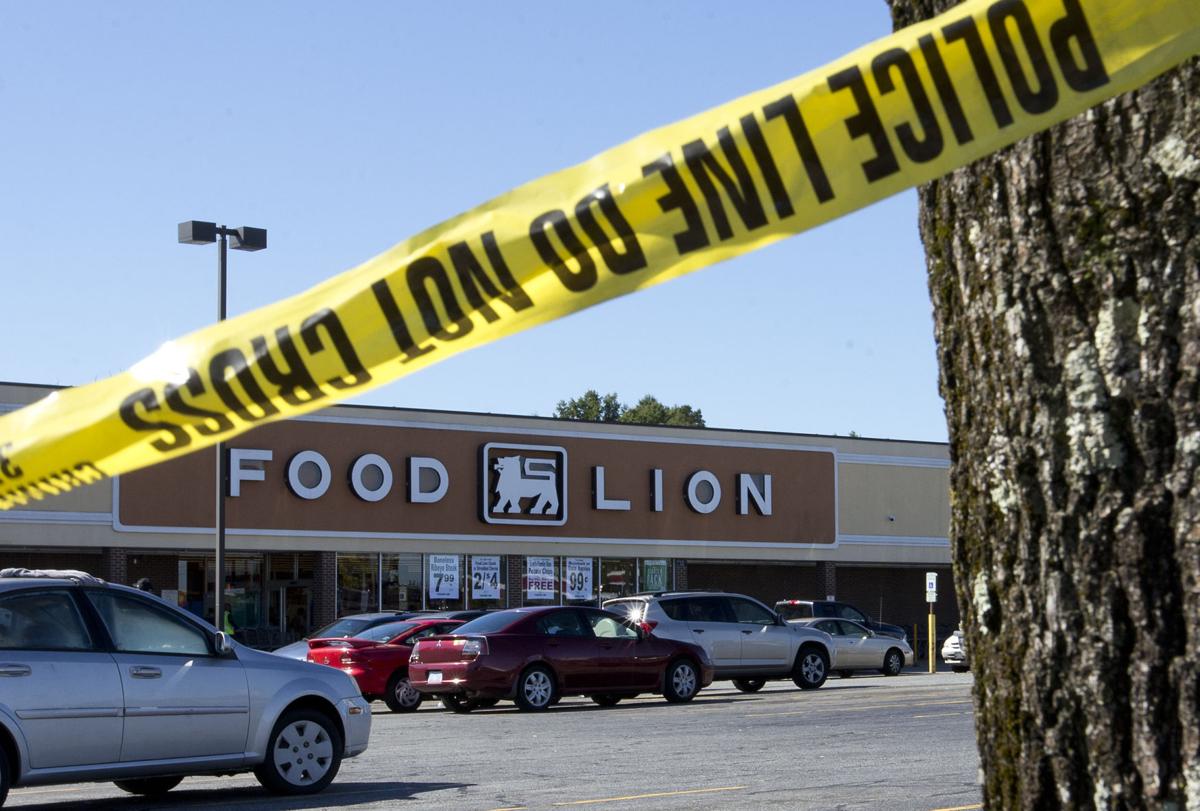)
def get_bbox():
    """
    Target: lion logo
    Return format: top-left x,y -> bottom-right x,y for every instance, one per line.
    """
493,455 -> 559,514
481,443 -> 567,525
